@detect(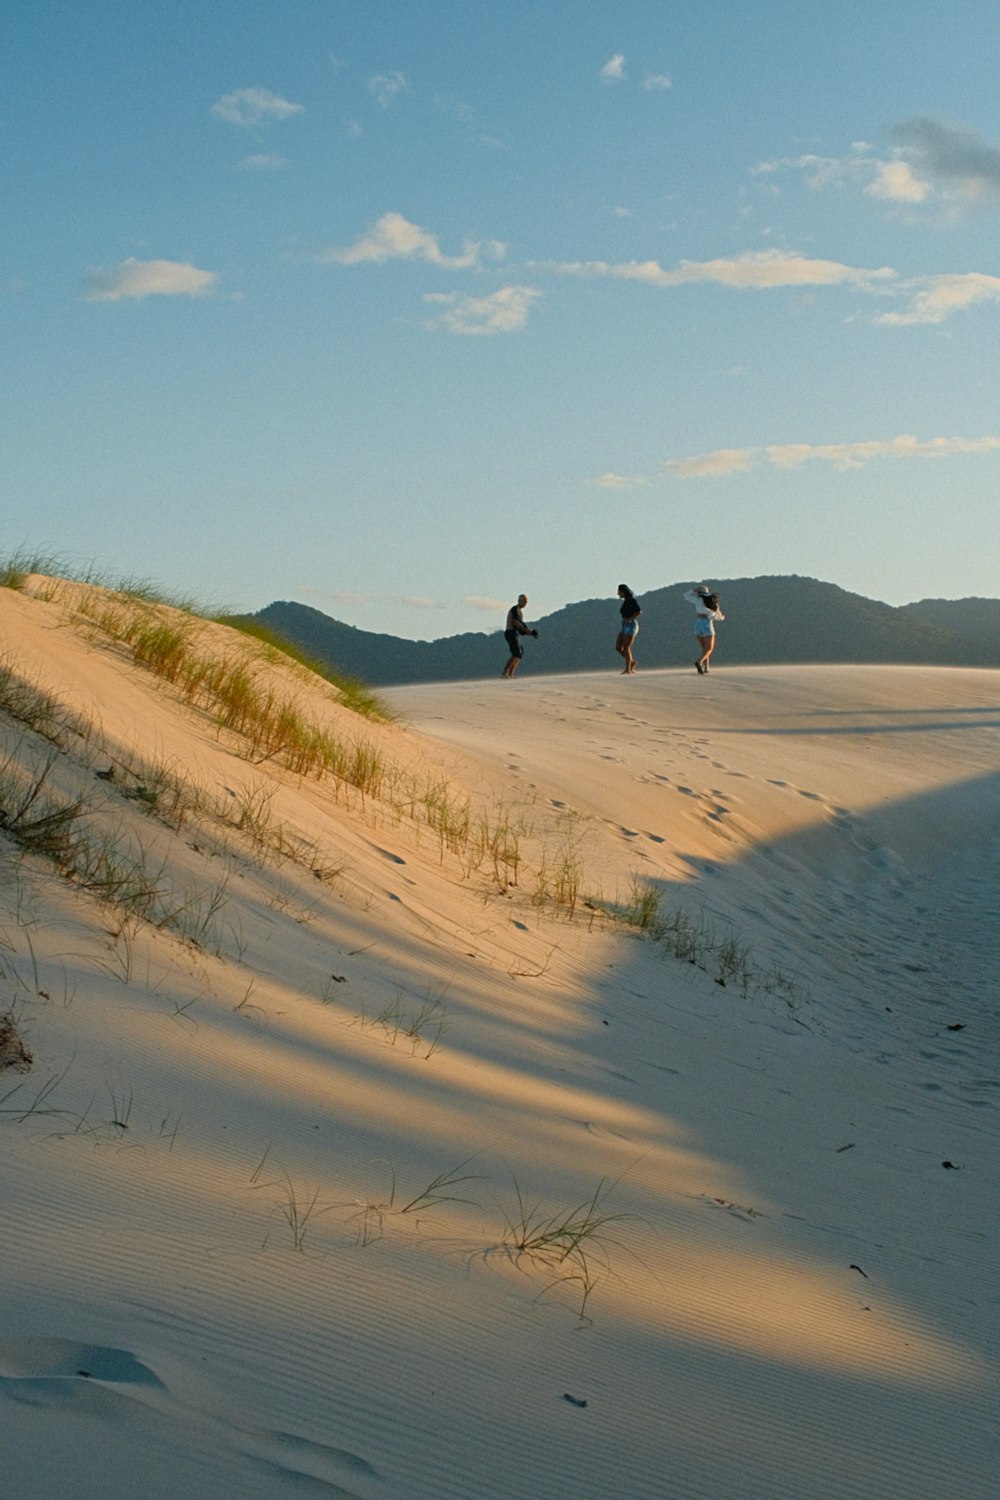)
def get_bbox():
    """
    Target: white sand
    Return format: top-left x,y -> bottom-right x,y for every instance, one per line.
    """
1,583 -> 997,1499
